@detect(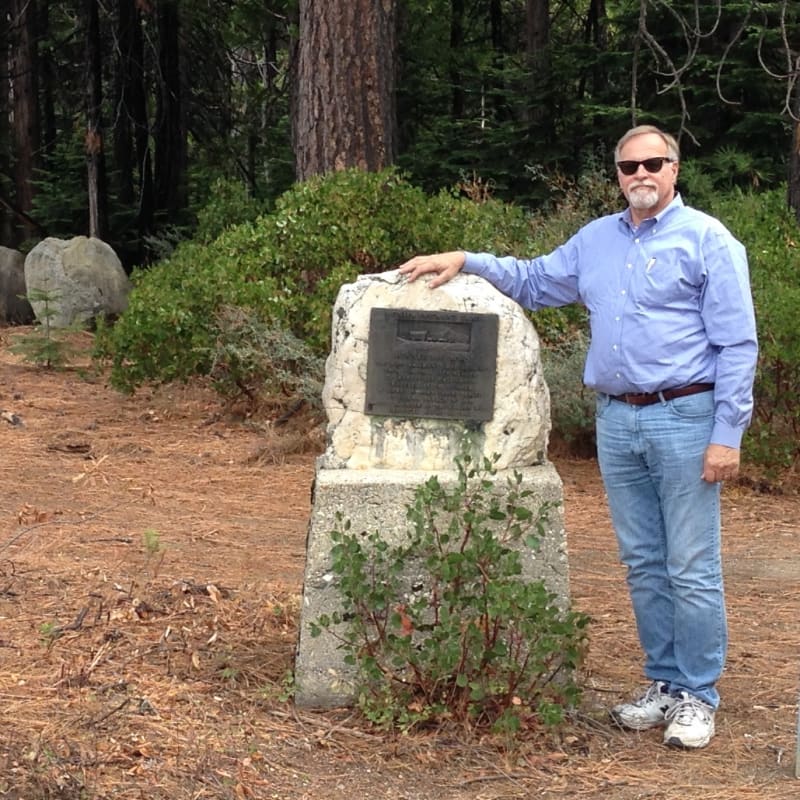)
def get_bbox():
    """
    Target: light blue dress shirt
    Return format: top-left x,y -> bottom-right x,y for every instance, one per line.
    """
462,194 -> 758,449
